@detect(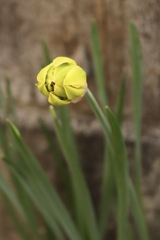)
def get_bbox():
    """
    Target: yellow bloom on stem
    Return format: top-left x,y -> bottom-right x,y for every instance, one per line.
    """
36,57 -> 87,106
